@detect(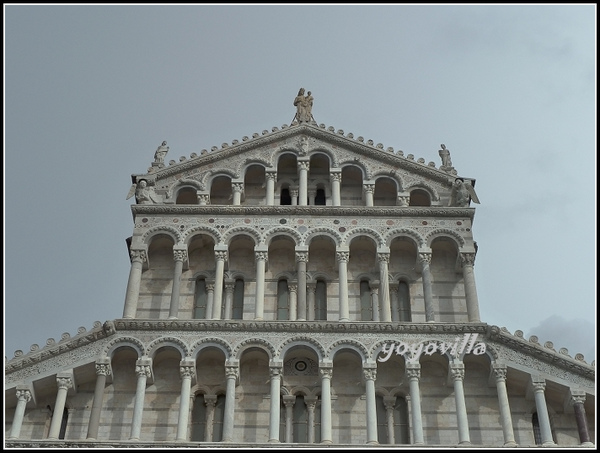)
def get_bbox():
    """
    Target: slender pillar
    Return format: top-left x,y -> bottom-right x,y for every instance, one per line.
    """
296,250 -> 308,321
169,249 -> 187,319
406,362 -> 424,445
377,252 -> 392,322
266,171 -> 276,206
283,395 -> 296,443
364,366 -> 378,445
212,248 -> 227,320
288,284 -> 298,321
232,182 -> 243,205
86,358 -> 112,440
336,250 -> 350,321
222,361 -> 239,442
48,374 -> 73,440
290,189 -> 299,206
176,360 -> 196,441
307,283 -> 316,321
298,161 -> 309,206
364,183 -> 375,207
223,279 -> 235,320
390,283 -> 400,322
460,253 -> 481,322
330,171 -> 341,206
531,377 -> 555,446
130,358 -> 152,440
450,361 -> 470,445
268,363 -> 283,443
204,395 -> 217,442
371,282 -> 380,322
205,282 -> 214,320
418,253 -> 435,322
383,396 -> 396,445
123,250 -> 146,318
254,248 -> 268,320
319,364 -> 333,444
569,390 -> 593,446
492,363 -> 517,447
306,397 -> 317,443
8,387 -> 32,440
